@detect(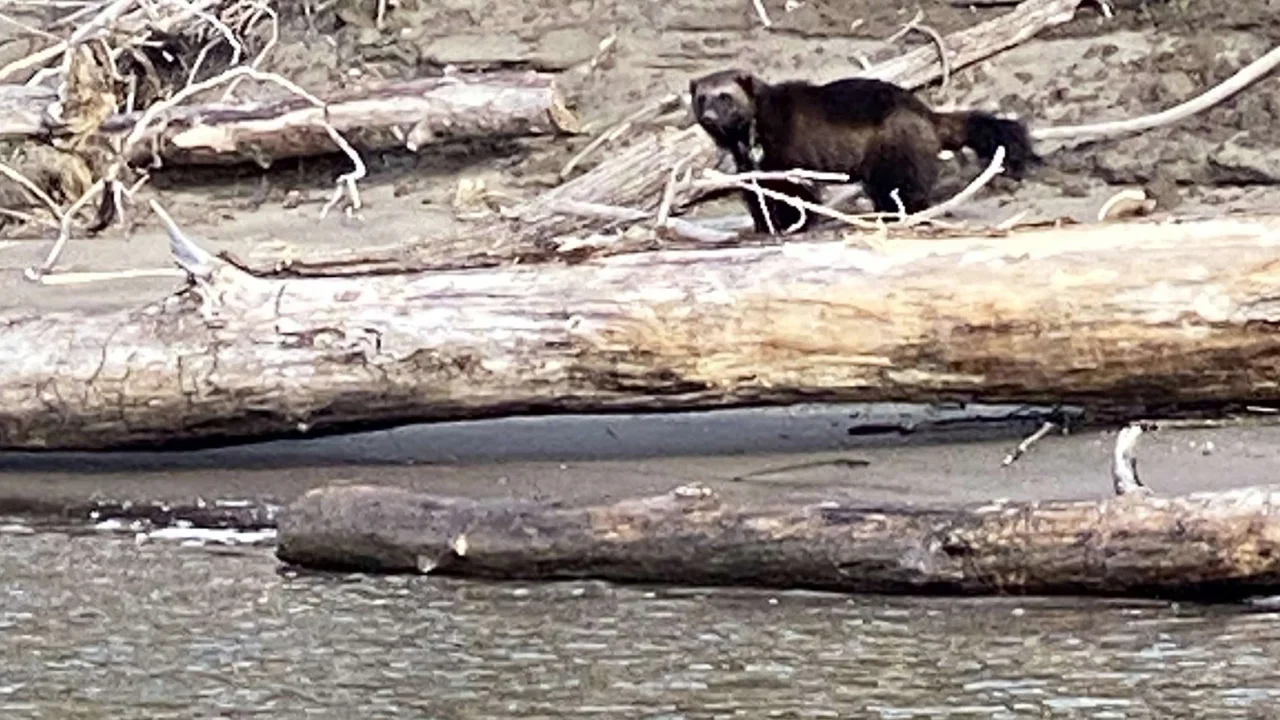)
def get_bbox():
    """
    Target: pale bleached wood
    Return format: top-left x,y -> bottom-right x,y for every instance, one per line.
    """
108,71 -> 578,166
276,481 -> 1280,600
863,0 -> 1084,89
5,212 -> 1280,450
0,72 -> 577,162
0,84 -> 57,138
